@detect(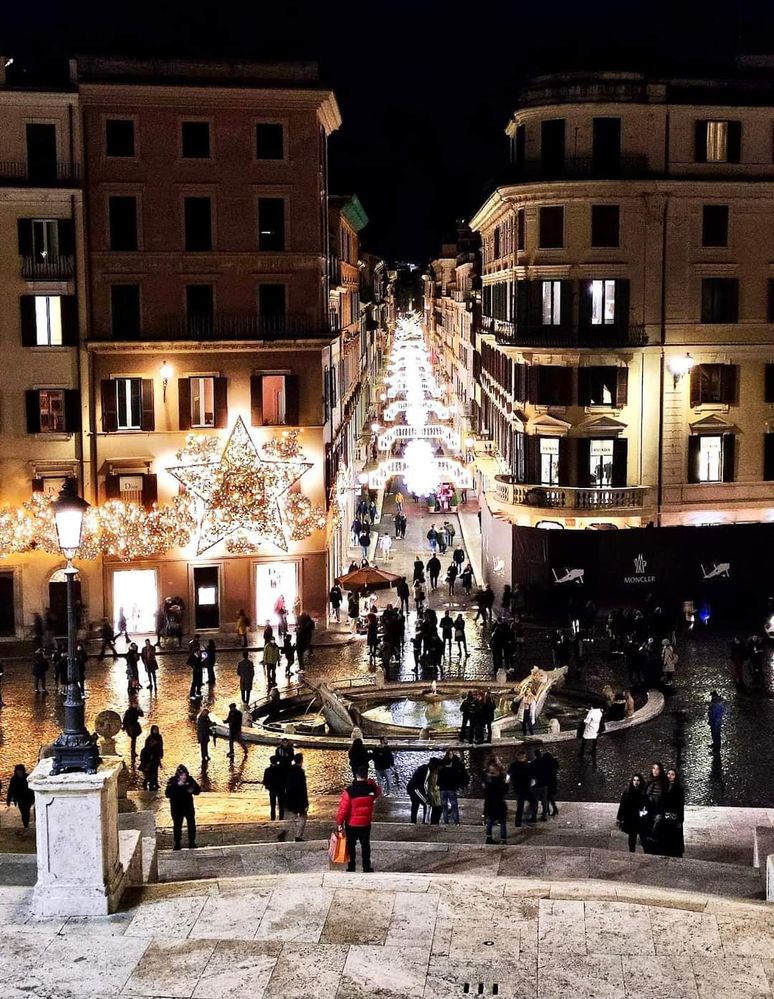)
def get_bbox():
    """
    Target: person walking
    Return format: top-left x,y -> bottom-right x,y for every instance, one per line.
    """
579,705 -> 604,761
32,648 -> 50,695
460,563 -> 473,596
141,639 -> 159,692
74,642 -> 88,694
366,612 -> 379,664
52,648 -> 67,692
413,580 -> 426,615
263,637 -> 280,688
262,755 -> 286,821
336,765 -> 382,872
358,528 -> 371,562
237,653 -> 255,704
617,773 -> 645,852
395,490 -> 404,513
446,562 -> 458,596
453,615 -> 468,657
139,725 -> 164,791
196,707 -> 212,763
329,584 -> 342,623
708,690 -> 725,753
406,761 -> 431,824
116,607 -> 130,643
283,753 -> 309,842
661,639 -> 679,686
122,702 -> 144,759
426,554 -> 441,591
372,737 -> 396,795
282,633 -> 296,676
165,764 -> 200,850
440,610 -> 454,656
6,764 -> 34,828
396,578 -> 410,614
426,525 -> 438,553
276,736 -> 295,769
482,756 -> 508,844
236,609 -> 250,648
225,703 -> 247,759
